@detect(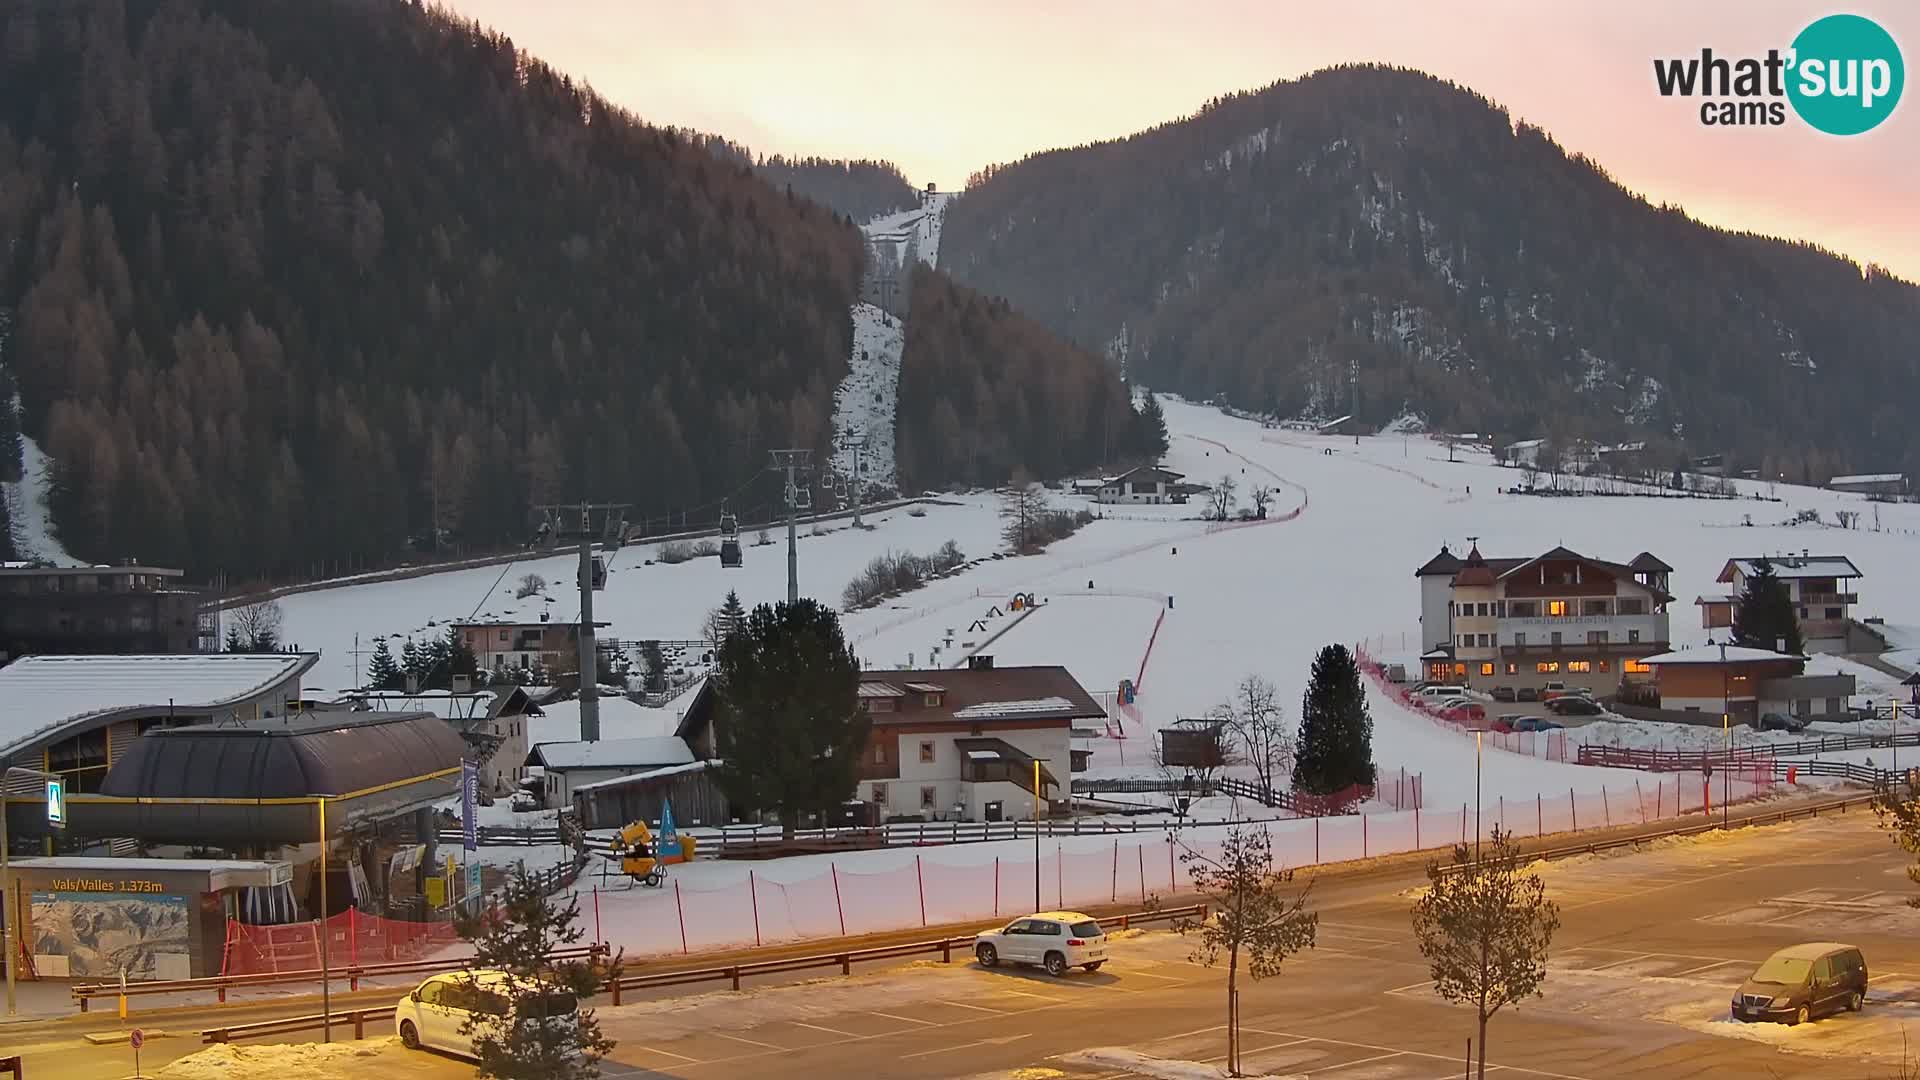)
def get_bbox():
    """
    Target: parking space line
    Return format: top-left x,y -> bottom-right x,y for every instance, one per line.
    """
900,1032 -> 1033,1059
1123,969 -> 1190,983
868,1010 -> 936,1026
1586,952 -> 1655,971
790,1020 -> 860,1038
938,998 -> 1009,1013
707,1031 -> 785,1050
1317,1050 -> 1407,1072
1236,1026 -> 1597,1080
1669,959 -> 1744,978
1384,978 -> 1433,993
630,1044 -> 702,1063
